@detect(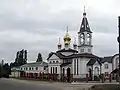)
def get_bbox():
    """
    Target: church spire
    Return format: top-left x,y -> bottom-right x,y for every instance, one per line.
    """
73,37 -> 77,50
78,7 -> 92,33
57,37 -> 62,50
78,7 -> 93,54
